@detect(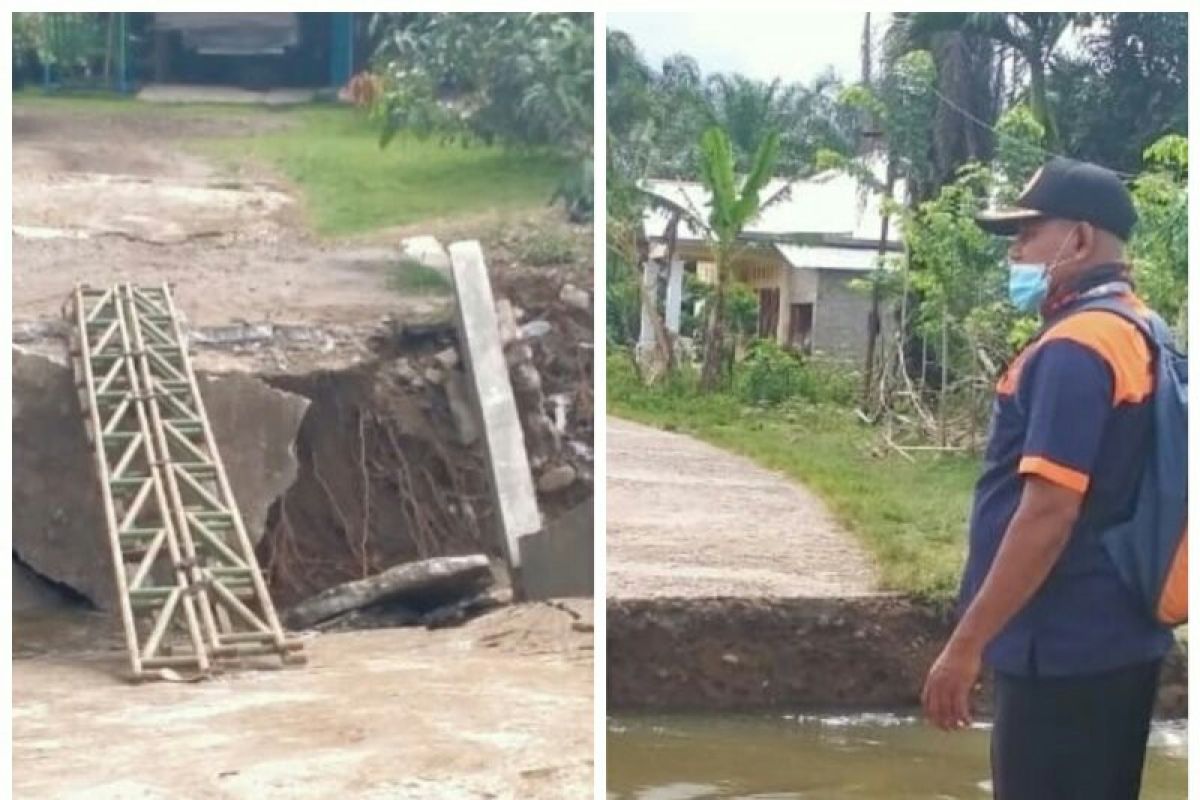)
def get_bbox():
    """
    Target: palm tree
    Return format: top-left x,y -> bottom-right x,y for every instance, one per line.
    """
888,13 -> 1085,152
885,13 -> 1001,190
